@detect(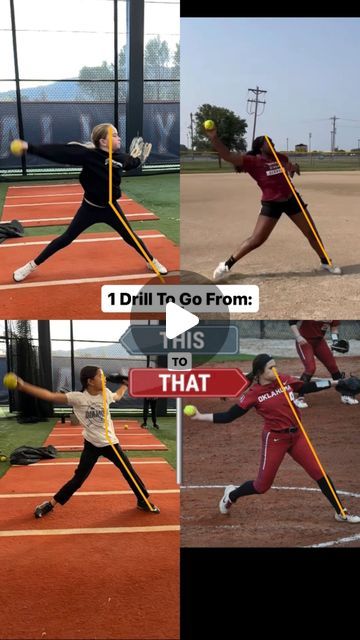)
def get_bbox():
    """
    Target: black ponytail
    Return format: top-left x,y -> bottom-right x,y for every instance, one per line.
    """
246,136 -> 266,156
